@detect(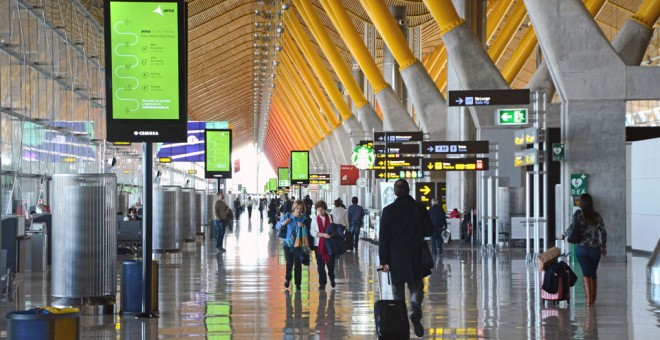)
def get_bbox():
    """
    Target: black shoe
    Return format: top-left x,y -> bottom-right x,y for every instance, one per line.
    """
330,279 -> 336,288
296,285 -> 301,290
284,281 -> 290,288
412,320 -> 424,337
319,285 -> 326,290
